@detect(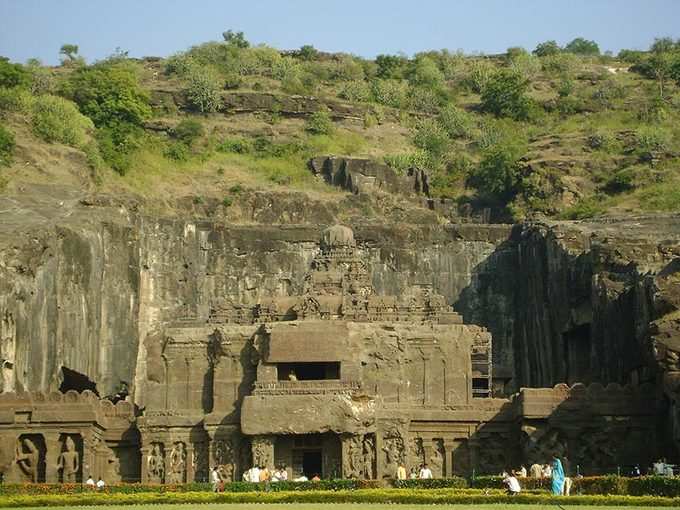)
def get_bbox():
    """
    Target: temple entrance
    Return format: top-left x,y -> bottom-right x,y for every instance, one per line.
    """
274,433 -> 341,480
302,450 -> 322,479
